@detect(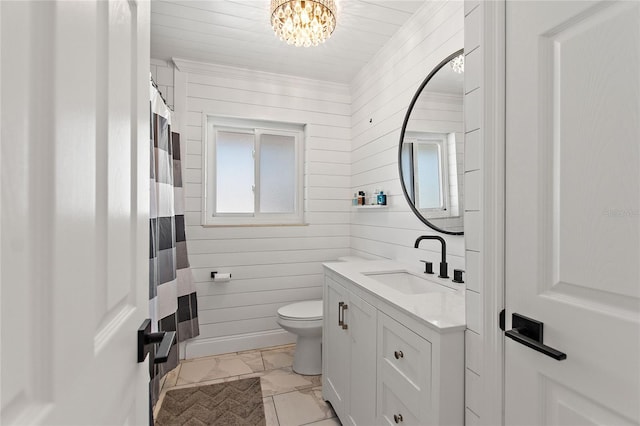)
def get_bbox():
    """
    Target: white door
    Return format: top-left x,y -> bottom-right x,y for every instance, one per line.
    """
1,1 -> 151,424
505,1 -> 640,425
